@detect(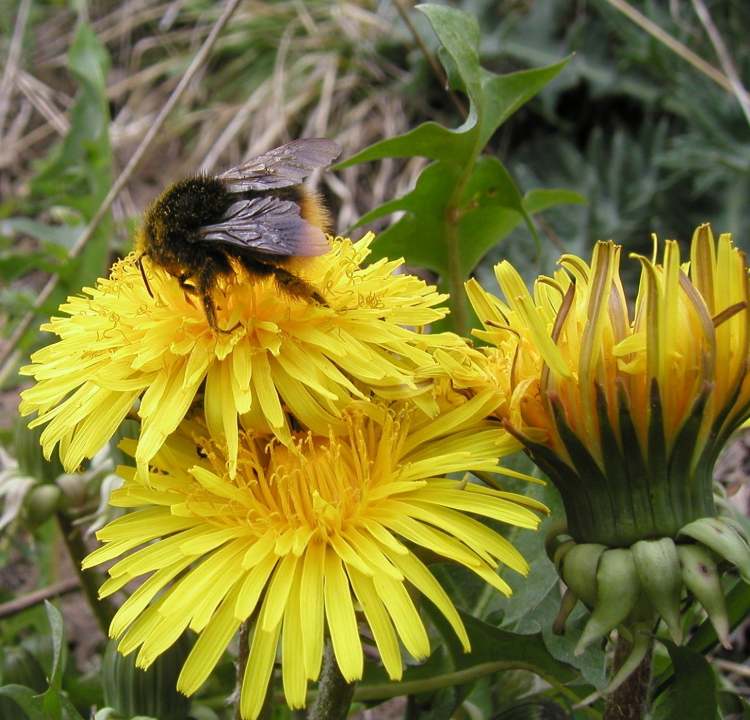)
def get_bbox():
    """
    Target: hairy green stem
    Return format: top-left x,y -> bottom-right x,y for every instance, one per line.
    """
446,218 -> 470,336
307,642 -> 355,720
352,660 -> 594,716
603,634 -> 653,720
56,511 -> 115,636
444,156 -> 480,337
